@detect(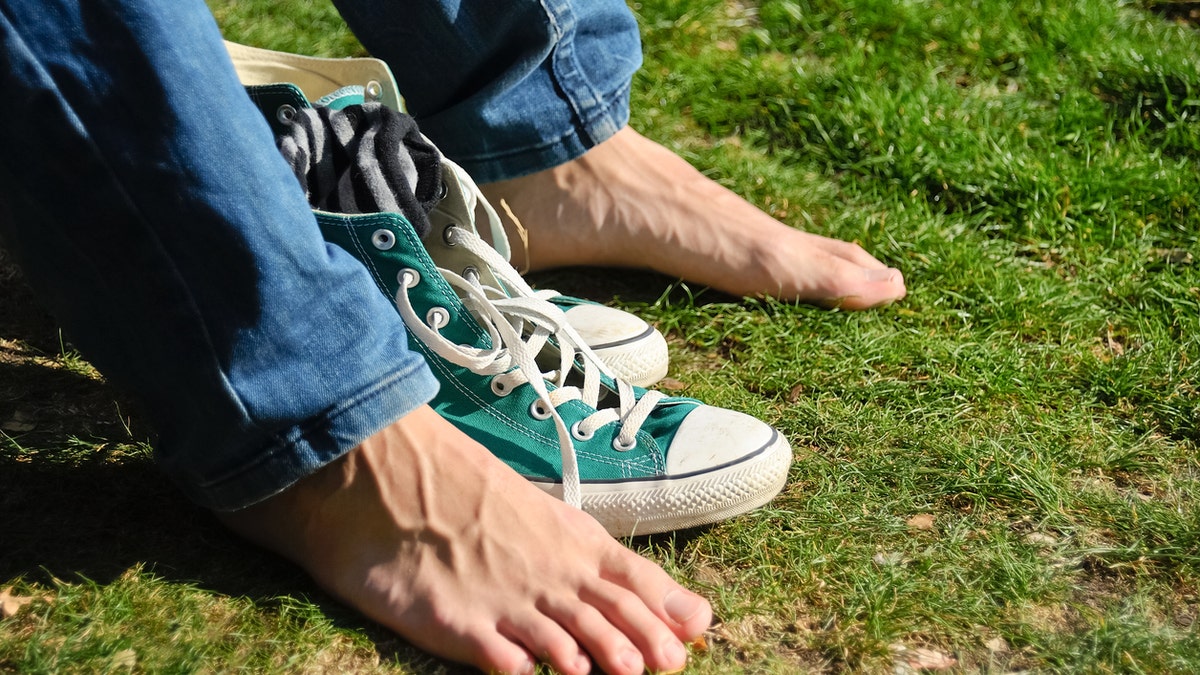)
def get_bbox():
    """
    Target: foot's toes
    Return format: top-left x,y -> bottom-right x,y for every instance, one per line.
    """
459,628 -> 537,675
788,233 -> 907,308
660,588 -> 713,640
814,236 -> 891,270
823,264 -> 907,310
501,612 -> 592,675
566,581 -> 698,672
596,568 -> 711,644
551,602 -> 648,675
